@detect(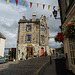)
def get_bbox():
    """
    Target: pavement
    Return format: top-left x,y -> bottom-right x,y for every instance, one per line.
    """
38,56 -> 75,75
43,61 -> 56,75
38,57 -> 56,75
